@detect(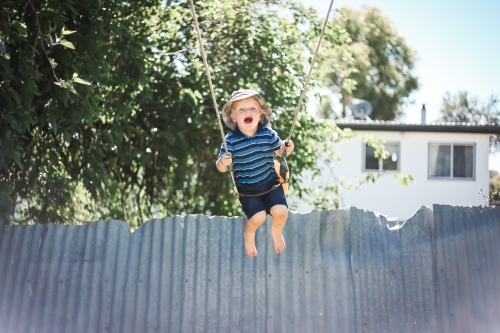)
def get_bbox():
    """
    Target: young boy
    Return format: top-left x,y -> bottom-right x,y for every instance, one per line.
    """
216,89 -> 294,257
